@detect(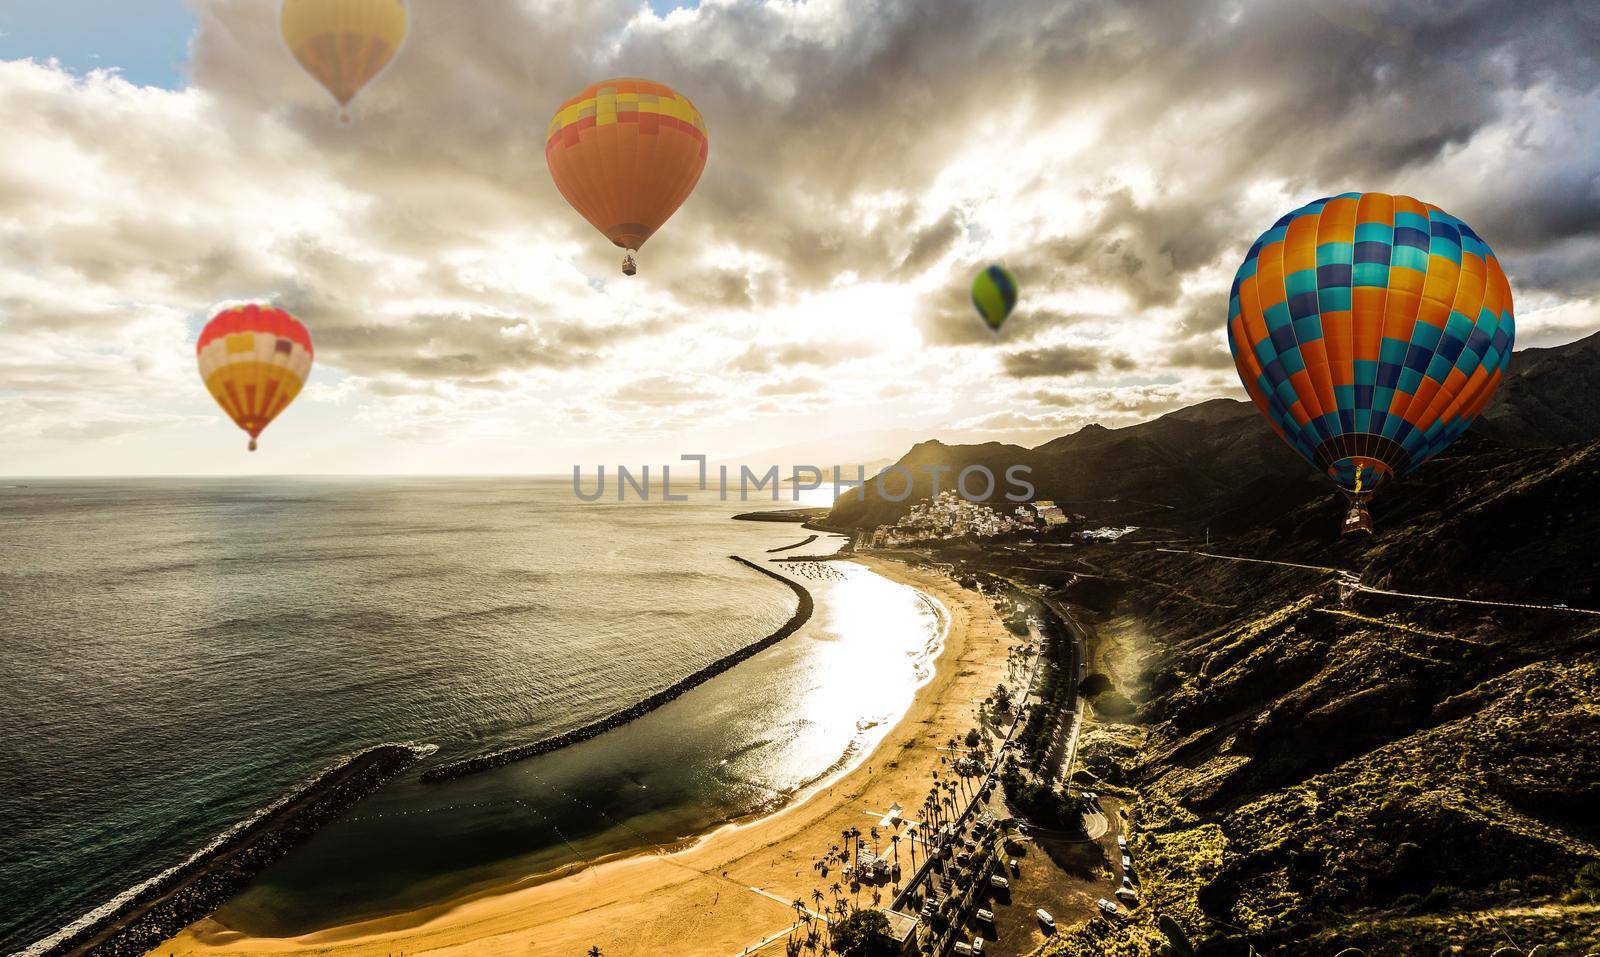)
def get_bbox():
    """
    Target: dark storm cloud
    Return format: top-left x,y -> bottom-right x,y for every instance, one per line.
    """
896,209 -> 966,278
913,260 -> 1101,346
103,2 -> 1600,316
276,269 -> 666,379
1165,338 -> 1236,371
1002,344 -> 1136,379
8,0 -> 1600,412
307,310 -> 605,378
993,189 -> 1236,313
